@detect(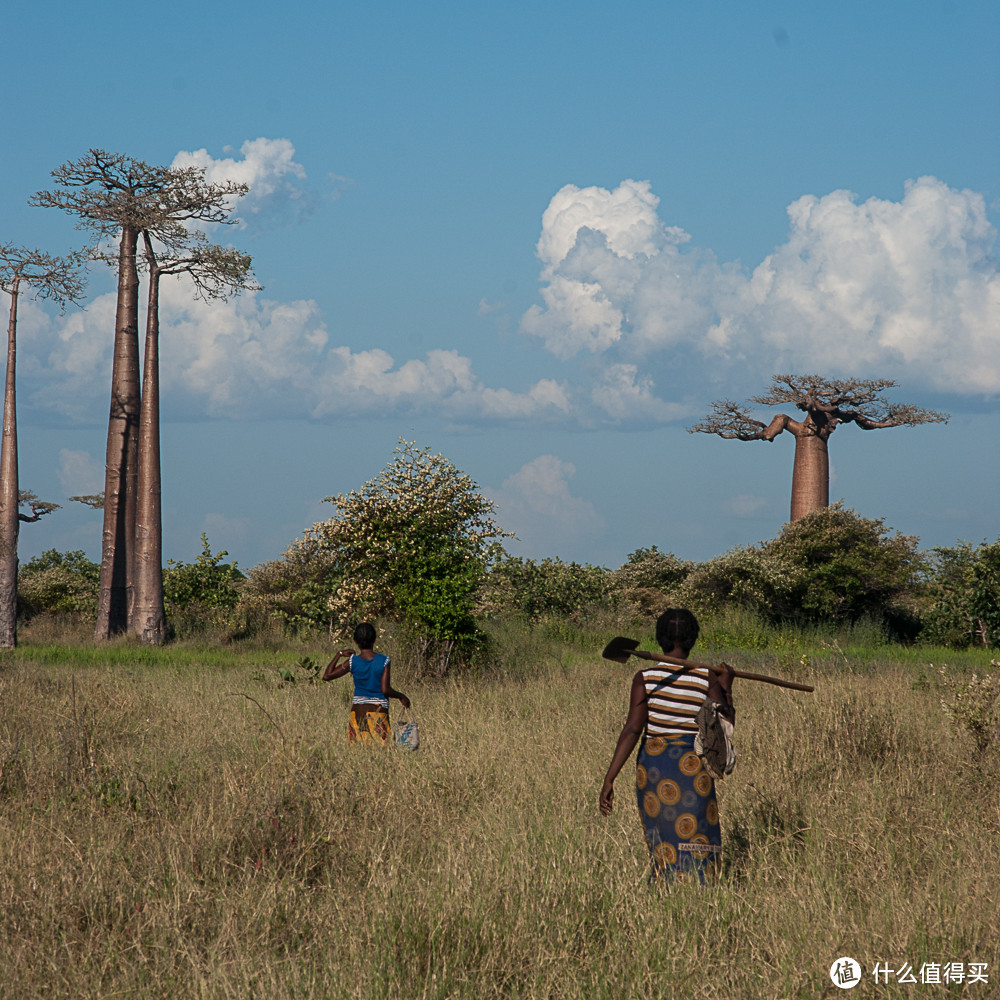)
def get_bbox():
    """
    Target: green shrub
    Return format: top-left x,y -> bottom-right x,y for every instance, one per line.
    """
763,504 -> 926,633
163,535 -> 245,638
673,505 -> 926,636
481,556 -> 610,620
923,539 -> 1000,648
163,534 -> 244,610
17,549 -> 100,622
242,533 -> 341,636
